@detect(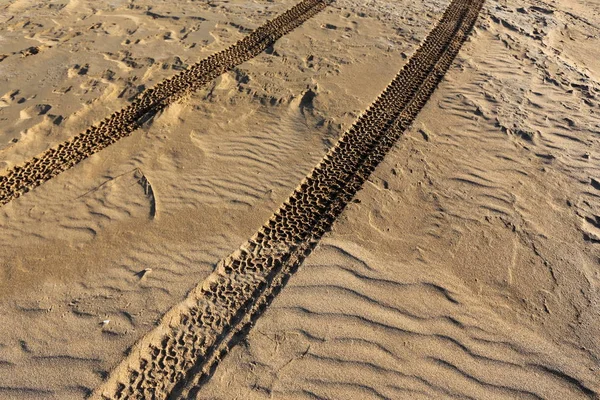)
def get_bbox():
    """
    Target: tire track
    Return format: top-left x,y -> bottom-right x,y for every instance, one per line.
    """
0,0 -> 329,207
92,0 -> 484,398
